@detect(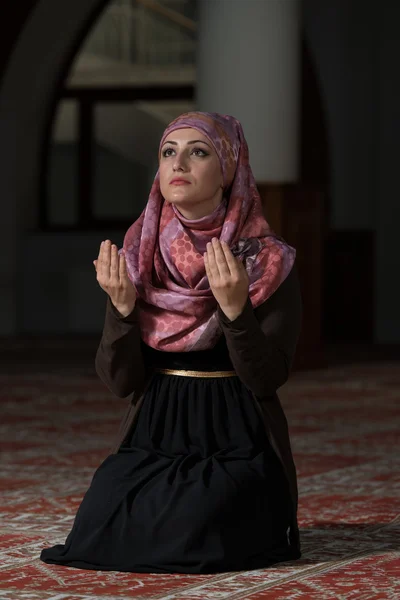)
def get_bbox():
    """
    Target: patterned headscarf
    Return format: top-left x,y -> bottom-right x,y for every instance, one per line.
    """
120,112 -> 296,352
